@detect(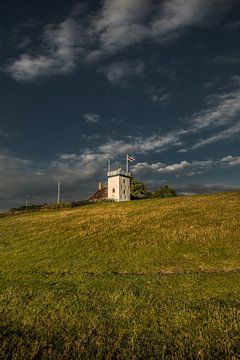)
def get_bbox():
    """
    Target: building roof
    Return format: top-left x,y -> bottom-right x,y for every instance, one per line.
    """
107,169 -> 131,178
89,186 -> 108,201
